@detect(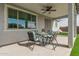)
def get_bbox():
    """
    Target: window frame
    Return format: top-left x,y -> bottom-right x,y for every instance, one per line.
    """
4,4 -> 38,31
8,8 -> 18,29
